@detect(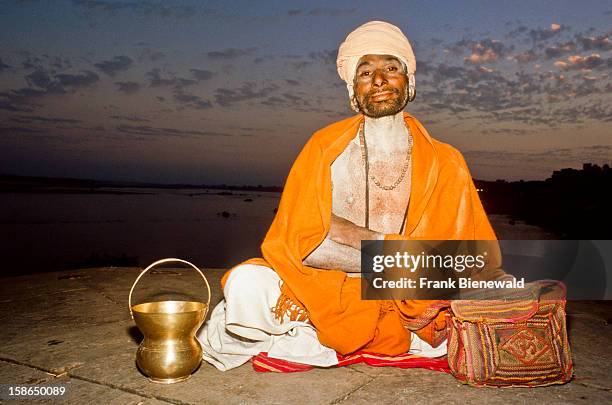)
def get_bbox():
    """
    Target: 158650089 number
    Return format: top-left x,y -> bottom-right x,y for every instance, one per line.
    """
1,384 -> 69,399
